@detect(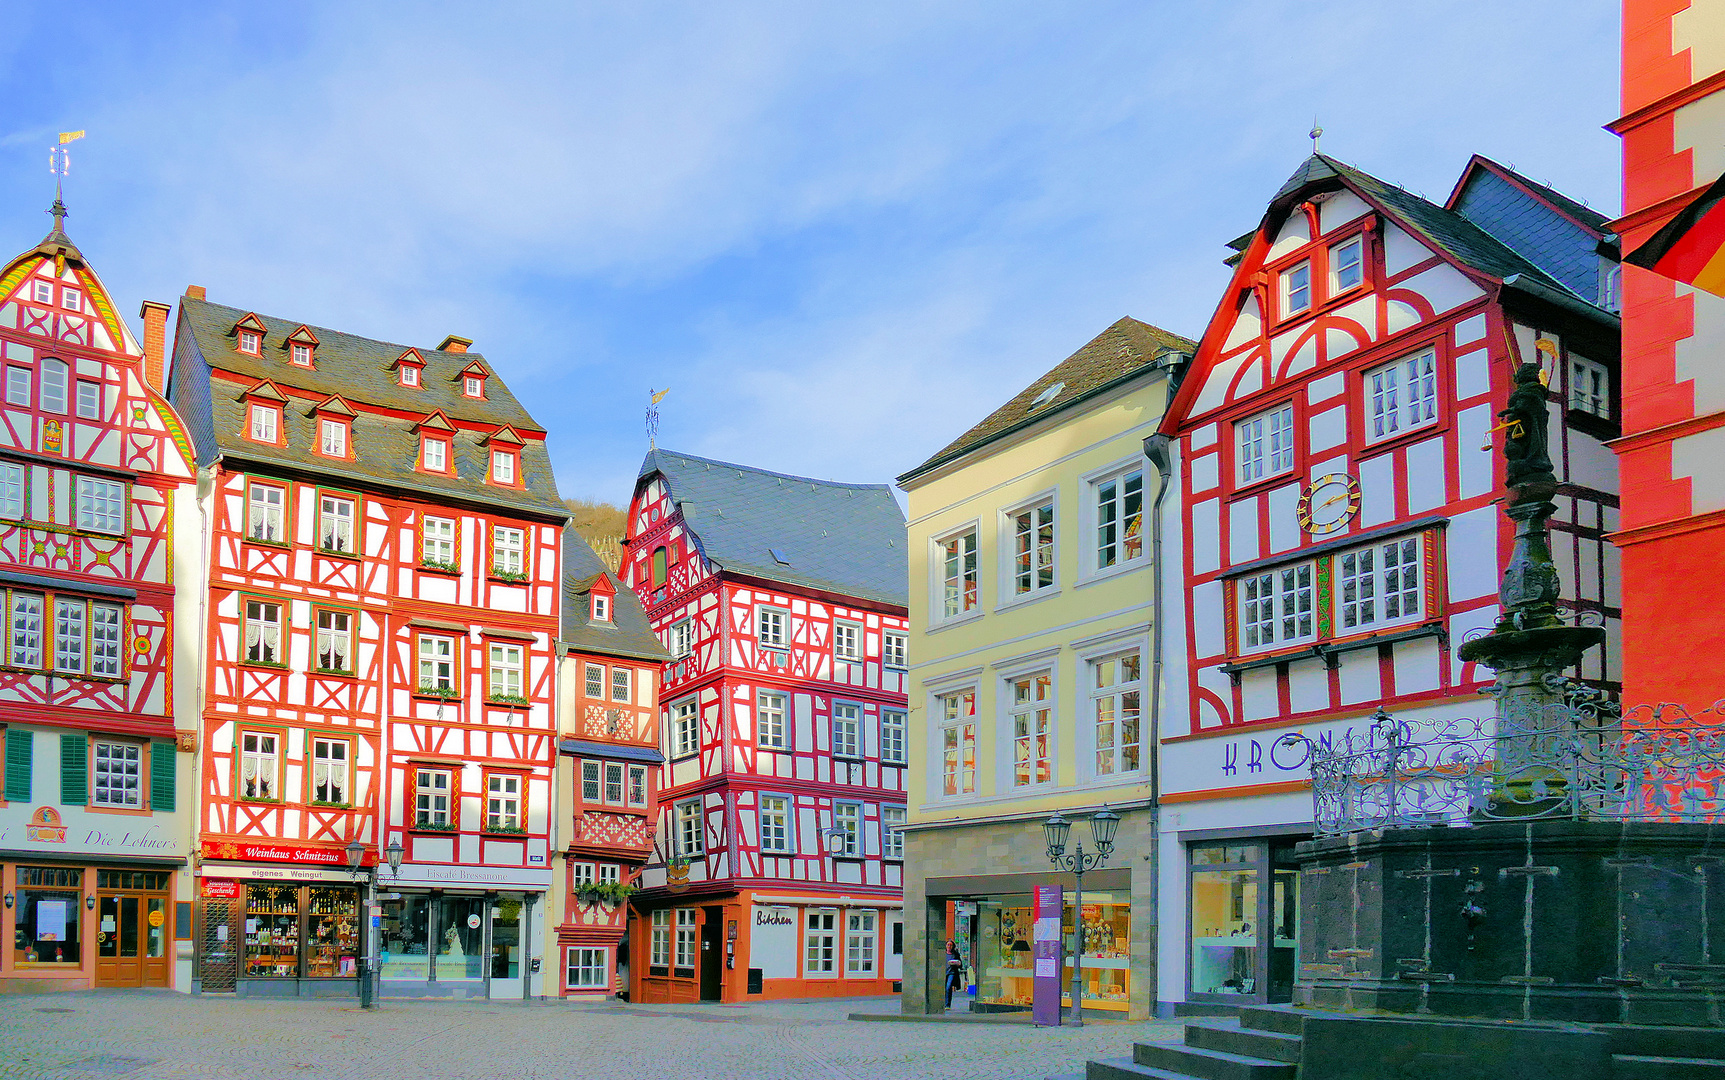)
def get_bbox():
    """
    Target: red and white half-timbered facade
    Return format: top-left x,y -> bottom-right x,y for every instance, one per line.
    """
0,210 -> 198,993
624,450 -> 909,1003
1153,154 -> 1621,1010
169,293 -> 565,999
